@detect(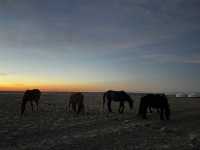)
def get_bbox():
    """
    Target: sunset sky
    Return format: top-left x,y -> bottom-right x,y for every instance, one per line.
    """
0,0 -> 200,92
